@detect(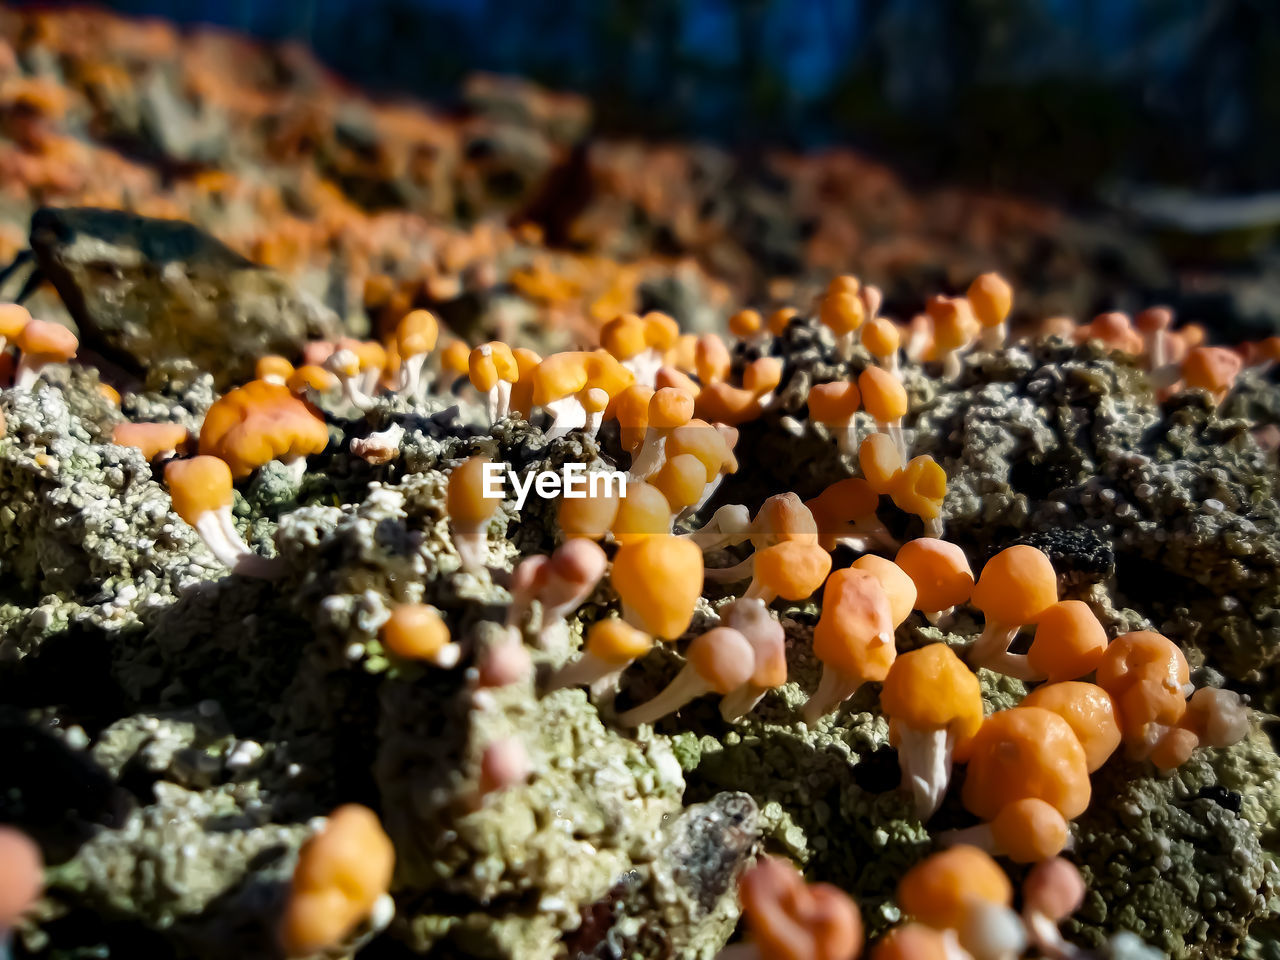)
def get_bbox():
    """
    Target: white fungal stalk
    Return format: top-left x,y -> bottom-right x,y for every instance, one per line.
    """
197,509 -> 282,578
617,665 -> 711,726
896,726 -> 955,819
